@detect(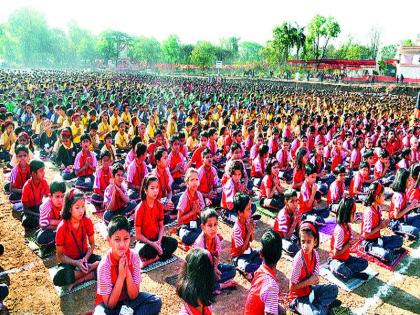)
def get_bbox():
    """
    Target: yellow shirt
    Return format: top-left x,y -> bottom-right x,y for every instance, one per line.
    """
115,132 -> 129,149
32,119 -> 42,135
0,132 -> 16,151
81,115 -> 89,127
89,134 -> 100,151
71,124 -> 84,144
186,137 -> 198,151
61,118 -> 71,129
98,122 -> 112,141
166,120 -> 177,138
110,115 -> 120,131
121,112 -> 131,124
146,124 -> 155,140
